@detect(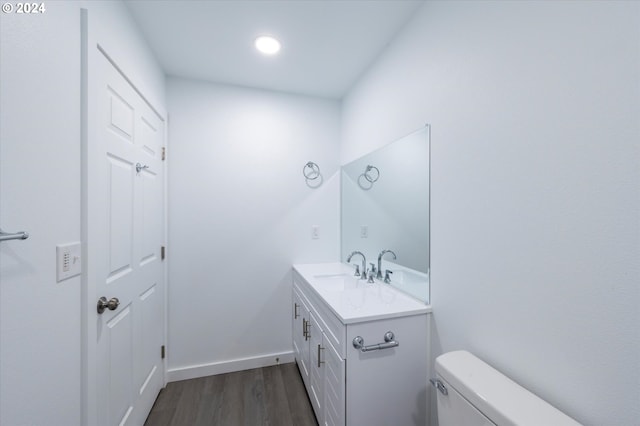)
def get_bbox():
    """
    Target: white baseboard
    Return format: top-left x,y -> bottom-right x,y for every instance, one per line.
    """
166,351 -> 295,383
